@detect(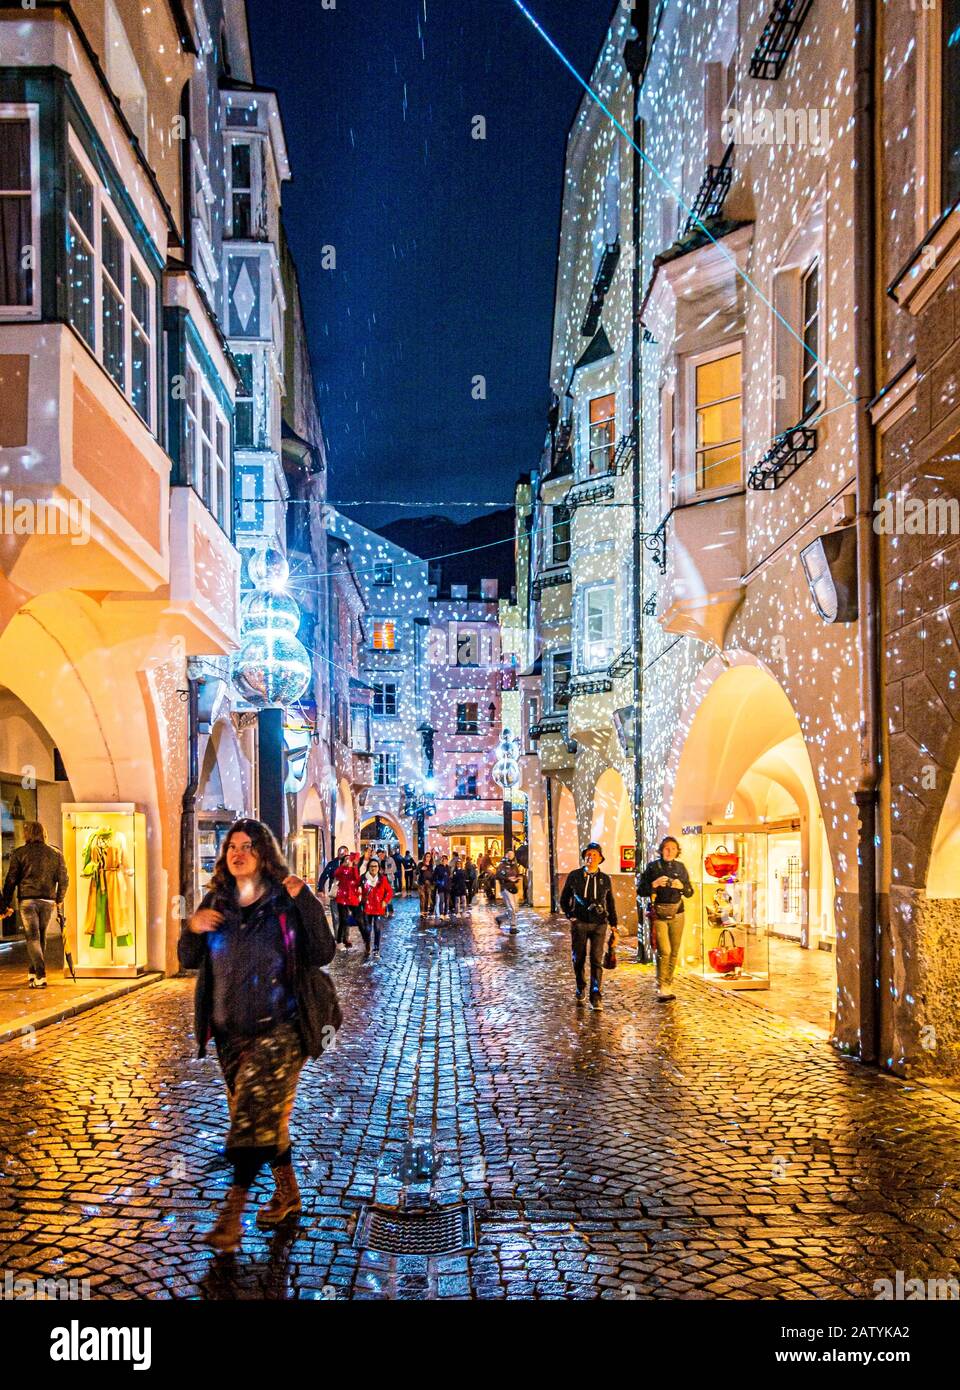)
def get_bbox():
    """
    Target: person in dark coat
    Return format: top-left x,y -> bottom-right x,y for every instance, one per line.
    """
464,855 -> 478,905
560,842 -> 618,1010
637,835 -> 695,1002
179,818 -> 335,1254
433,855 -> 451,919
317,845 -> 349,944
449,858 -> 468,916
417,853 -> 435,918
402,852 -> 416,892
1,821 -> 69,987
